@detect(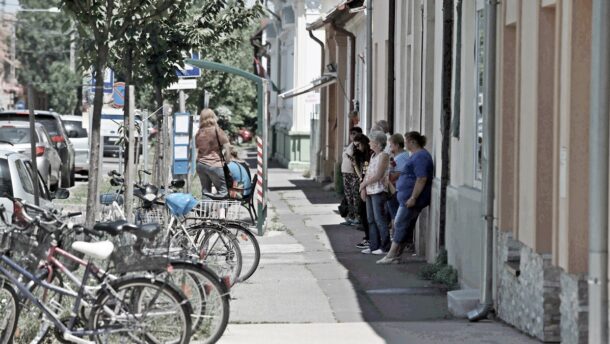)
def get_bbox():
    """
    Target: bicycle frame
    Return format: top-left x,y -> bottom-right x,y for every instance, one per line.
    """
0,253 -> 104,340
